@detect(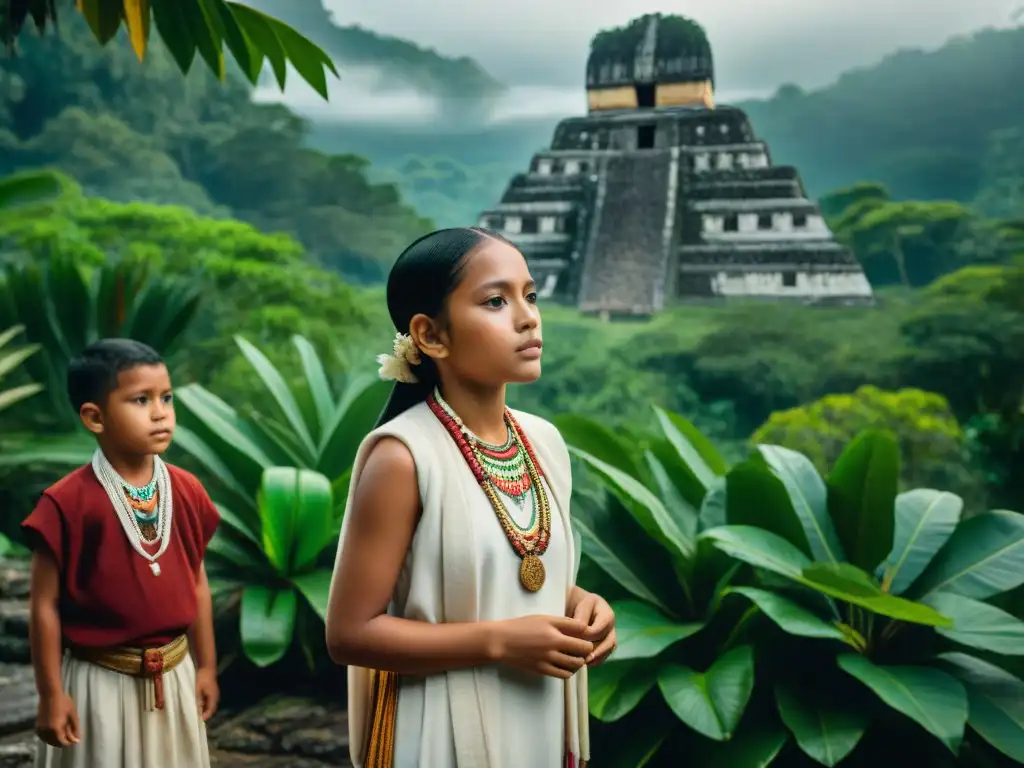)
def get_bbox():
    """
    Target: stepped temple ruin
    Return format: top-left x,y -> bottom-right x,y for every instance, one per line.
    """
478,14 -> 874,315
